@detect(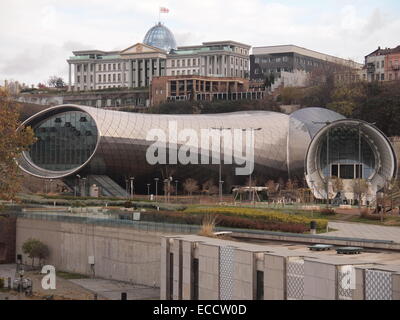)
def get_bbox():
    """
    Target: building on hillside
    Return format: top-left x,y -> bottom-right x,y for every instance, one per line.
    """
67,22 -> 250,93
166,41 -> 251,78
67,43 -> 167,92
250,45 -> 363,87
364,46 -> 400,82
385,46 -> 400,81
150,75 -> 264,106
